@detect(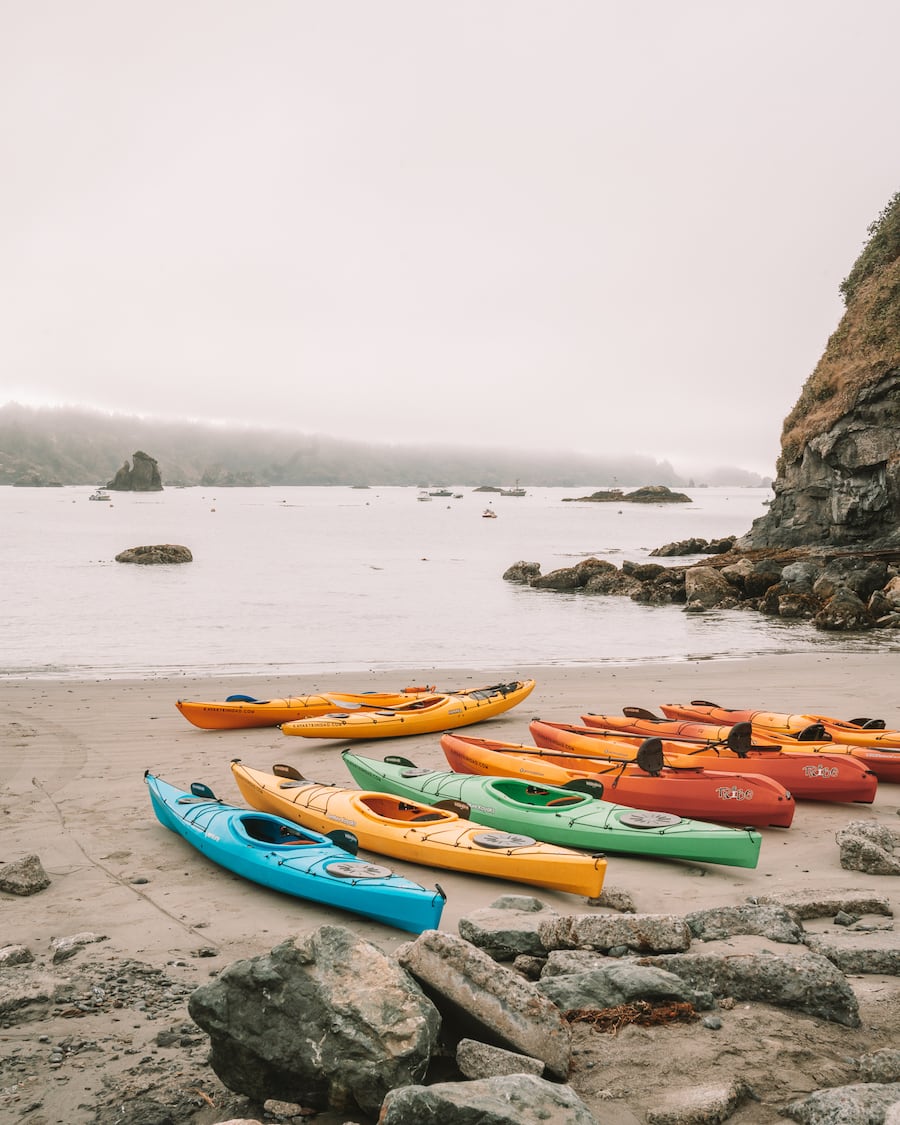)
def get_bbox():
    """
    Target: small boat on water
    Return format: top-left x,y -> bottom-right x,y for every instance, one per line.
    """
231,760 -> 607,898
577,712 -> 877,803
482,508 -> 498,519
342,752 -> 763,869
444,729 -> 795,829
89,490 -> 111,501
144,771 -> 445,933
281,680 -> 535,740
